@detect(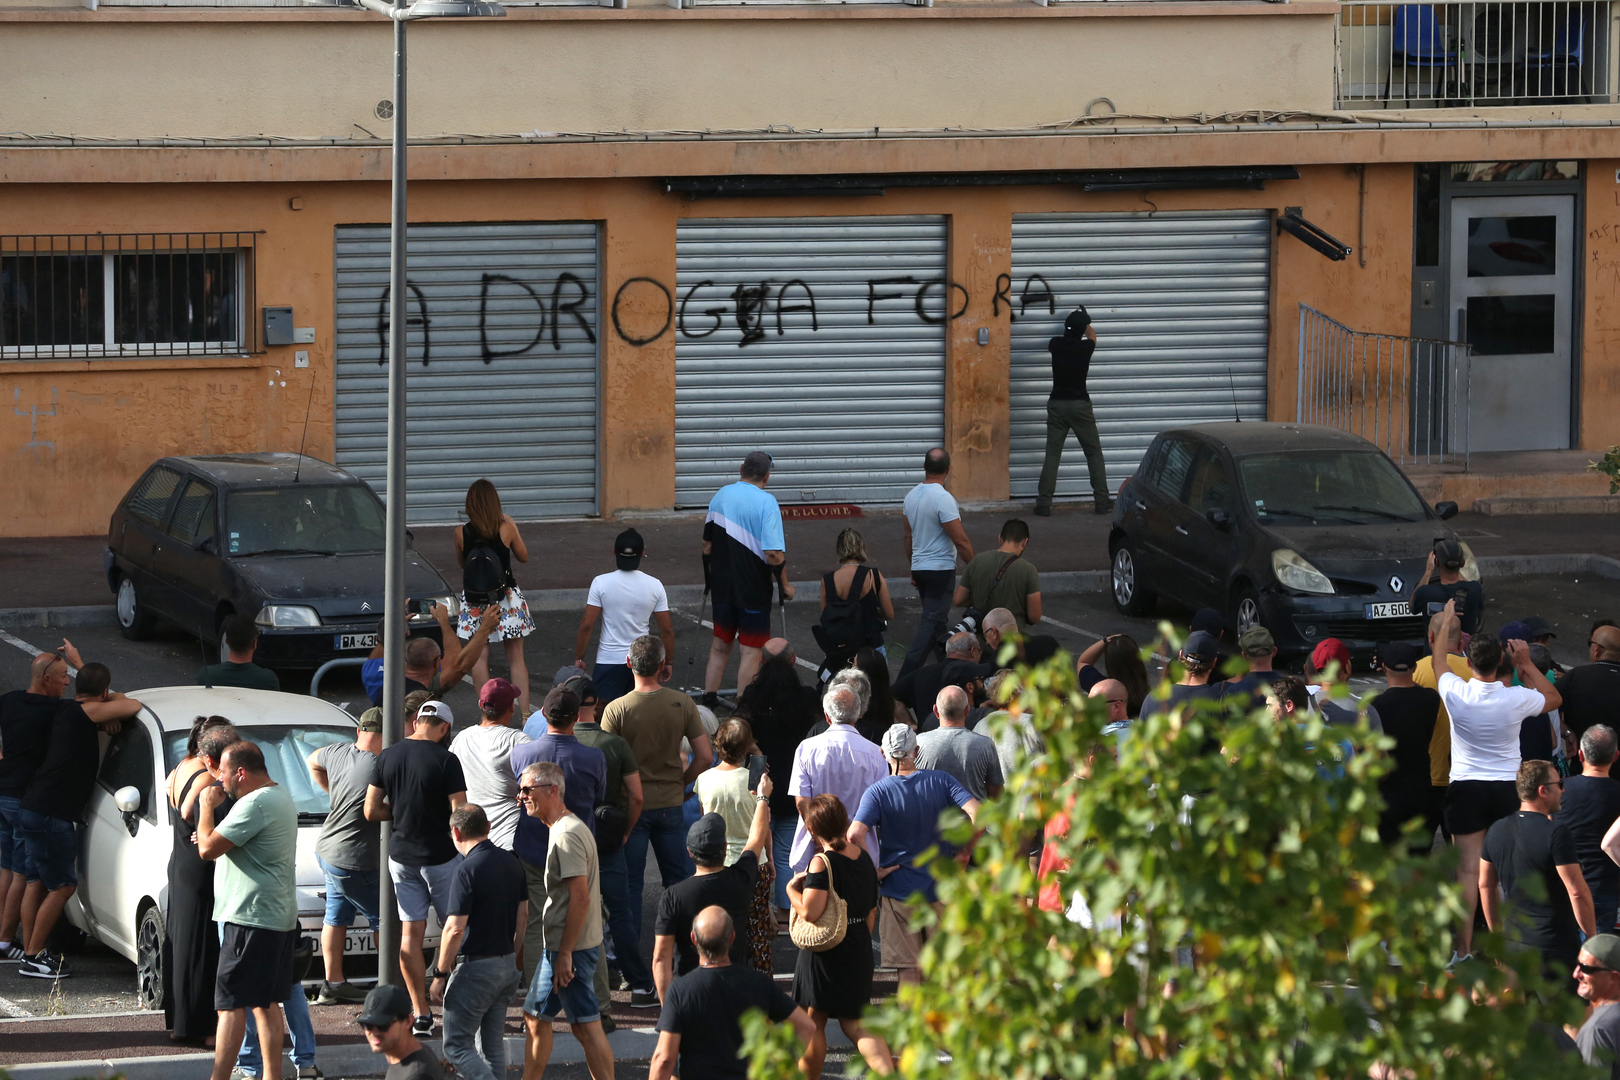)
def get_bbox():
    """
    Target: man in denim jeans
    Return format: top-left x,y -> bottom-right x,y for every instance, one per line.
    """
601,635 -> 713,1008
430,804 -> 527,1080
899,449 -> 973,681
307,708 -> 384,1005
